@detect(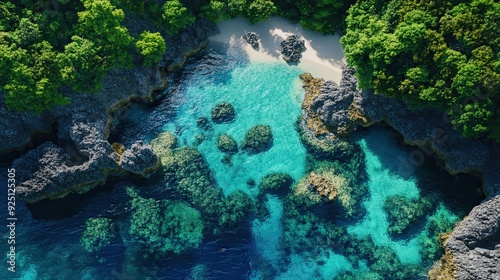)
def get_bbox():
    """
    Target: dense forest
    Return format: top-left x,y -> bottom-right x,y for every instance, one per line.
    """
0,0 -> 498,141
